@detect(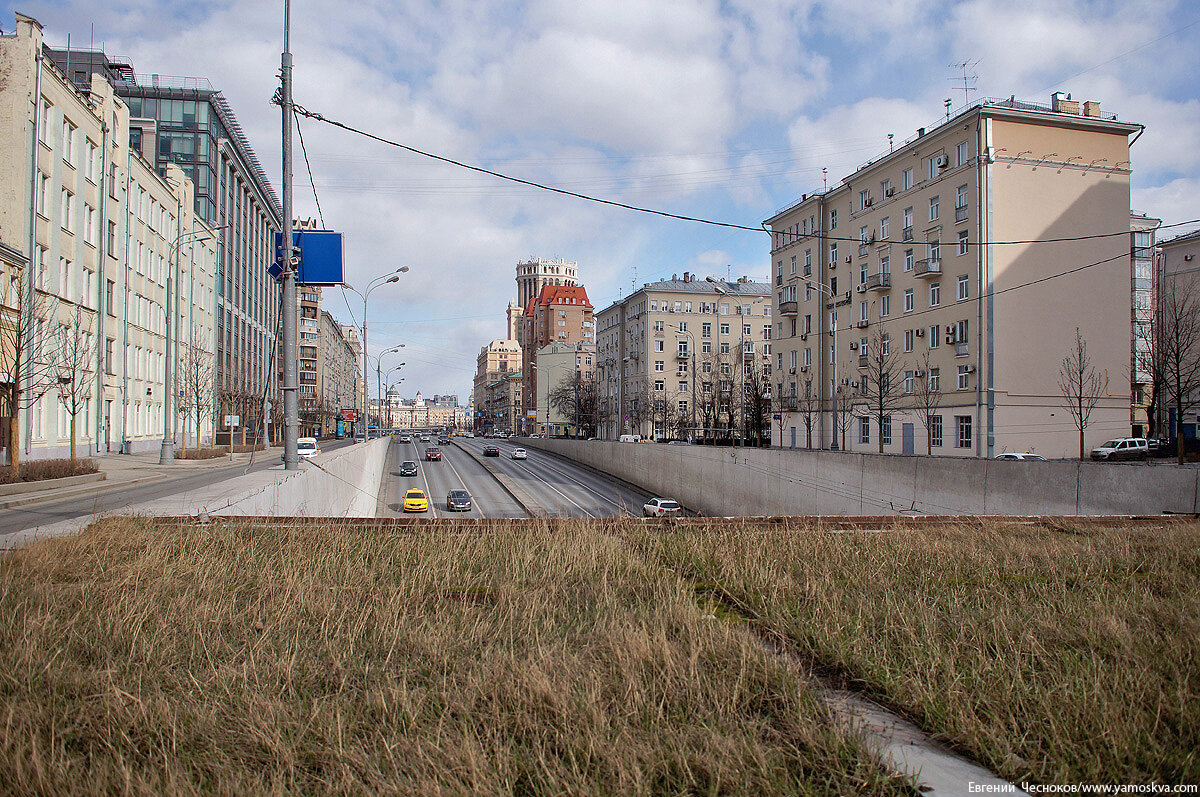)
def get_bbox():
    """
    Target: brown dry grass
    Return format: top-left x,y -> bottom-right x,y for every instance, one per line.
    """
0,458 -> 98,484
0,518 -> 907,796
633,518 -> 1200,786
